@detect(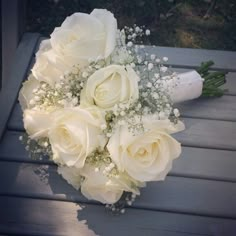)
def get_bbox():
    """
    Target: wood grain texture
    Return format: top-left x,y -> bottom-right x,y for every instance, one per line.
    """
0,33 -> 40,140
1,196 -> 236,236
1,160 -> 236,218
1,131 -> 236,182
143,45 -> 236,71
